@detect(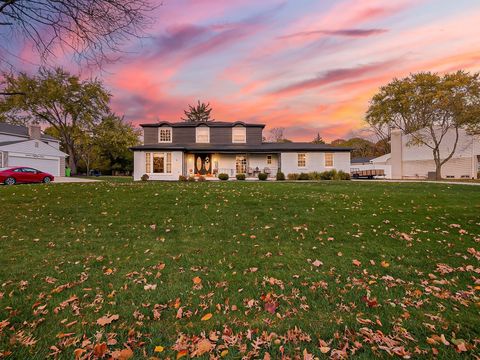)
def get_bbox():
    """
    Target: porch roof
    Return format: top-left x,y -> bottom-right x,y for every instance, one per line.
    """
131,142 -> 352,153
